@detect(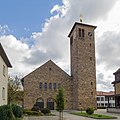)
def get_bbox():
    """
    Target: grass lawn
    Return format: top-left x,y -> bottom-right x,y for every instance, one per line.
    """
71,112 -> 117,119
